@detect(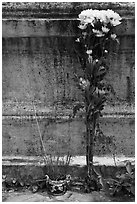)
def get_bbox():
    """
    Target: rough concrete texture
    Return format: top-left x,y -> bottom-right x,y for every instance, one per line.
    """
2,2 -> 135,18
2,2 -> 135,159
2,36 -> 135,105
2,116 -> 135,157
2,18 -> 135,37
